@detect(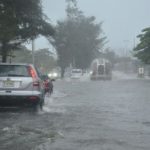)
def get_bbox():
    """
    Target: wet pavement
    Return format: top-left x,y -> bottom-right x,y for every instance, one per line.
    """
0,75 -> 150,150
